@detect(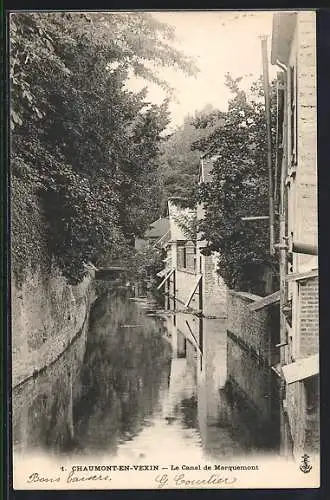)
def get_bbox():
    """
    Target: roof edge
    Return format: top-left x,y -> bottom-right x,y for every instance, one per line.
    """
271,12 -> 297,66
